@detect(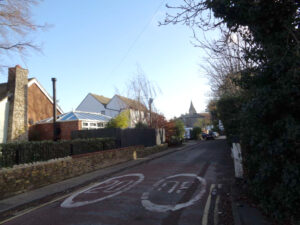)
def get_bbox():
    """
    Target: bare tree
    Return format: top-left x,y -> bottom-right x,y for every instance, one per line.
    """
0,0 -> 46,70
126,66 -> 161,125
160,1 -> 256,98
201,33 -> 254,98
